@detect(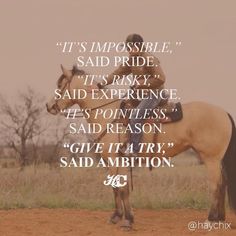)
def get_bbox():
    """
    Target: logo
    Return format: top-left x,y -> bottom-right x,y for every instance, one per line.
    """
103,175 -> 127,188
187,221 -> 231,231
